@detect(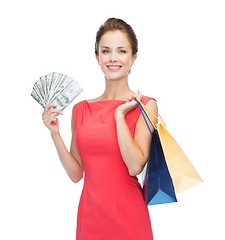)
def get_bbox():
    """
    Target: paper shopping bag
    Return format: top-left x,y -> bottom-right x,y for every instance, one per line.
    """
143,130 -> 177,205
156,123 -> 204,194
